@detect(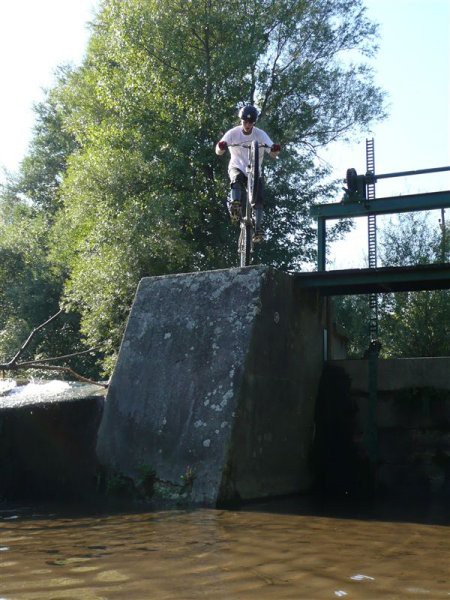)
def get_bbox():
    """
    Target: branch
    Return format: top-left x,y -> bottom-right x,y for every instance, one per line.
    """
7,362 -> 108,388
0,310 -> 107,389
8,309 -> 64,366
18,346 -> 100,365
